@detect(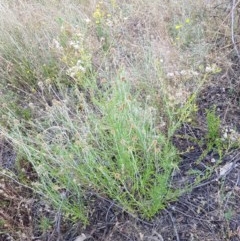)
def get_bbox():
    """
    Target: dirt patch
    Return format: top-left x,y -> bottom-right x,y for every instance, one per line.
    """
0,137 -> 16,171
196,60 -> 240,131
